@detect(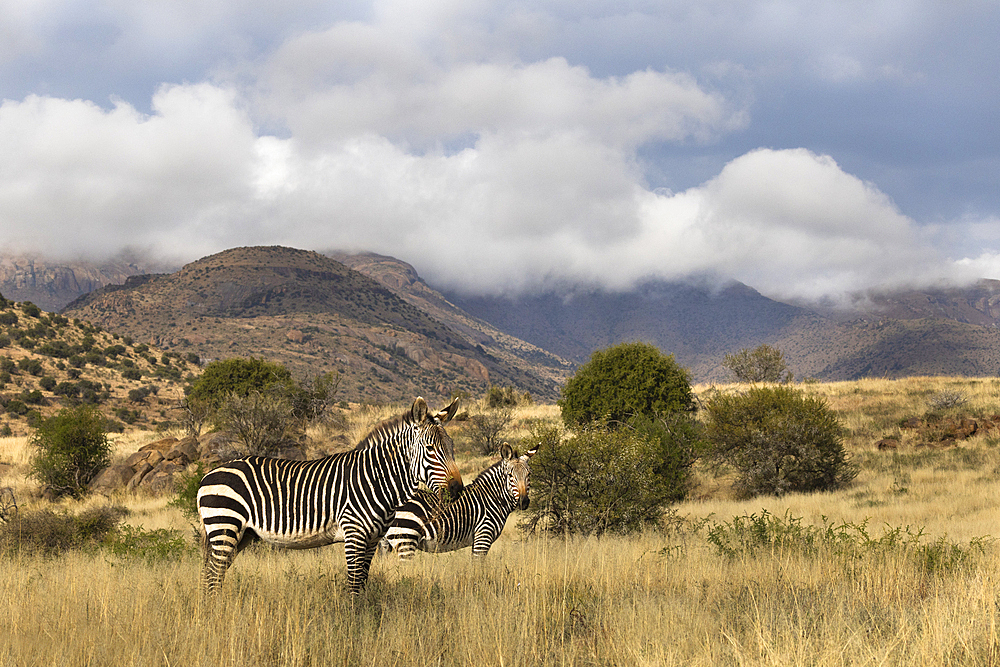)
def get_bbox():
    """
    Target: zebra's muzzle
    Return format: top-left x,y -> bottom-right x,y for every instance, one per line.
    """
518,496 -> 530,511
